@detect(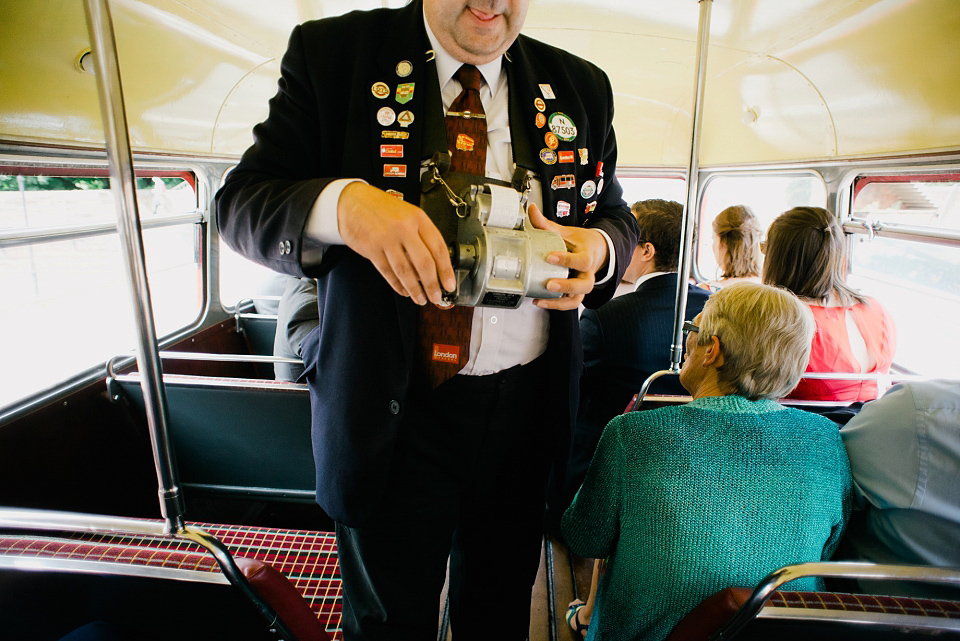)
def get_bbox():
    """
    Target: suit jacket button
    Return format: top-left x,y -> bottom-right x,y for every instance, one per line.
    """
278,241 -> 286,255
389,400 -> 400,415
